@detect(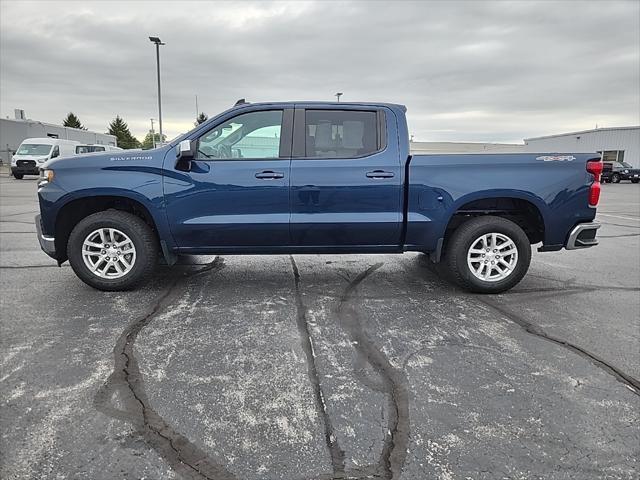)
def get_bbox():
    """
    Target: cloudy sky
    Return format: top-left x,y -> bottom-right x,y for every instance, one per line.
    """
1,0 -> 639,143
